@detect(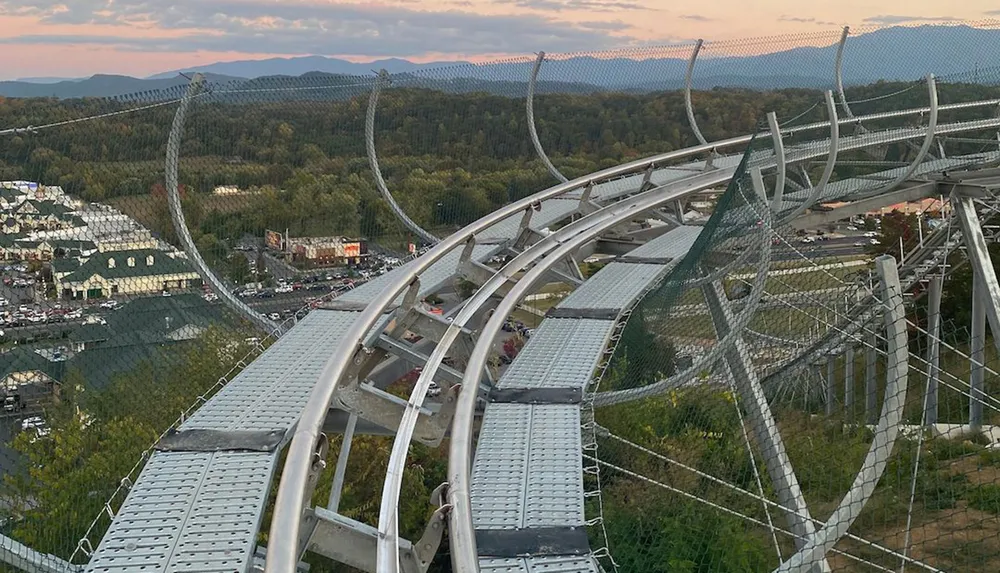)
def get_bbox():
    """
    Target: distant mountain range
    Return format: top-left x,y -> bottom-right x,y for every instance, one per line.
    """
2,25 -> 1000,99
